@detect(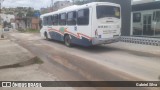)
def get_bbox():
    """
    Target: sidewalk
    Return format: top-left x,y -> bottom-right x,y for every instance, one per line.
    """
0,39 -> 74,90
0,40 -> 35,67
108,42 -> 160,57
